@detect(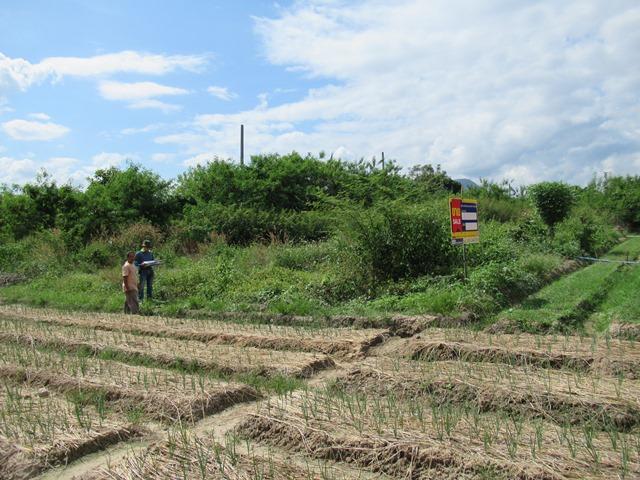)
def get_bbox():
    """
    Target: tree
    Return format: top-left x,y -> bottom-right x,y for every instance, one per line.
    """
529,182 -> 575,234
79,164 -> 176,241
602,176 -> 640,229
408,164 -> 461,194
